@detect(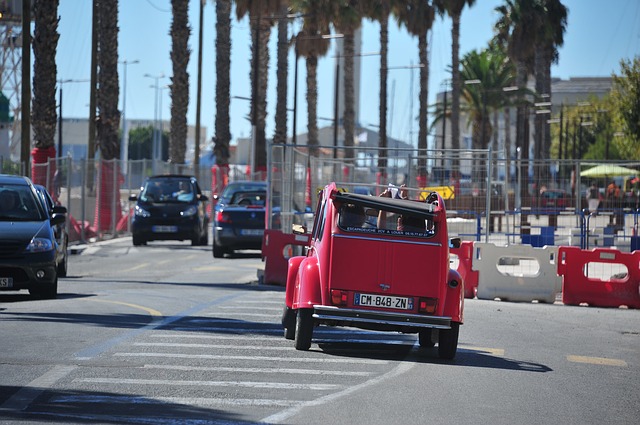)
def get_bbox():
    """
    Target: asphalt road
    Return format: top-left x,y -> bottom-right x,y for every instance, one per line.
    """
0,237 -> 638,425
